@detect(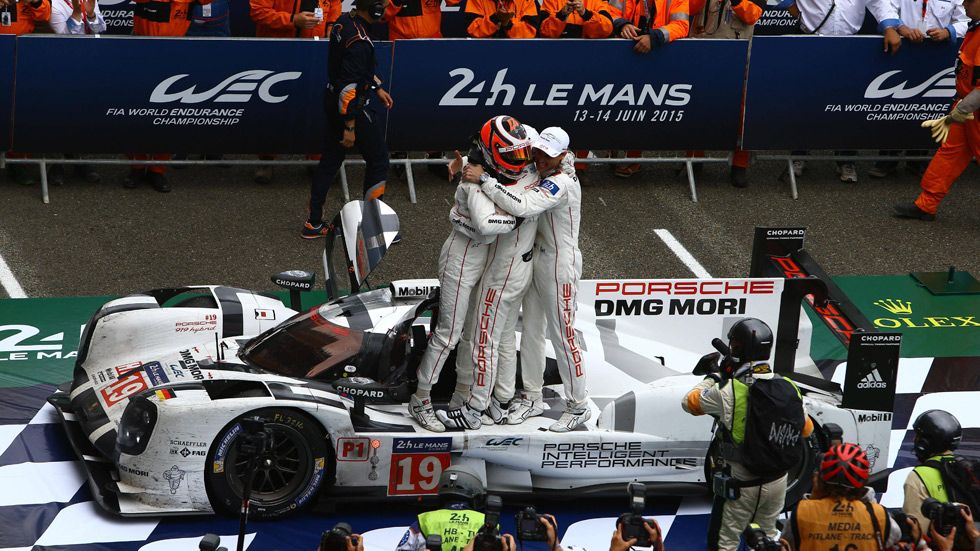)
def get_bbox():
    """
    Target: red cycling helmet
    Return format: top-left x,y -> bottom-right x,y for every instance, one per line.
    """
478,115 -> 532,181
820,443 -> 870,489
